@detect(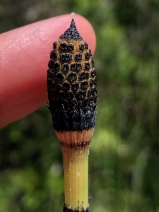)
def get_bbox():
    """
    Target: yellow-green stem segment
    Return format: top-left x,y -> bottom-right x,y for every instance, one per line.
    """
55,129 -> 94,211
62,145 -> 89,210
